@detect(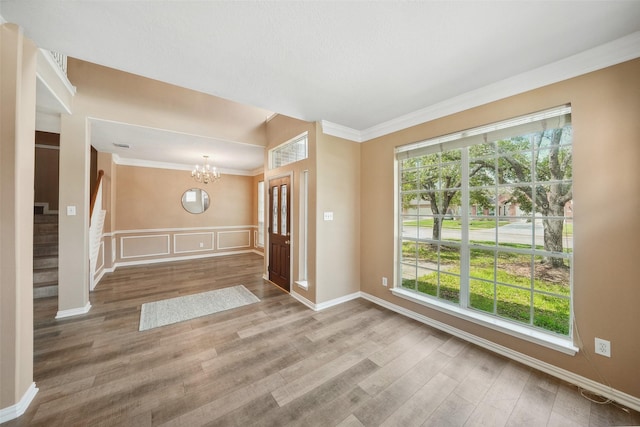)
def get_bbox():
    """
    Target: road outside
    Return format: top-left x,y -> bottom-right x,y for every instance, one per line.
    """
402,220 -> 573,249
